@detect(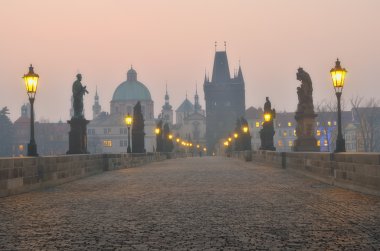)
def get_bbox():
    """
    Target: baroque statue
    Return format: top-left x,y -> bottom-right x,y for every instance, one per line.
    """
296,68 -> 314,114
72,73 -> 88,119
294,67 -> 319,152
